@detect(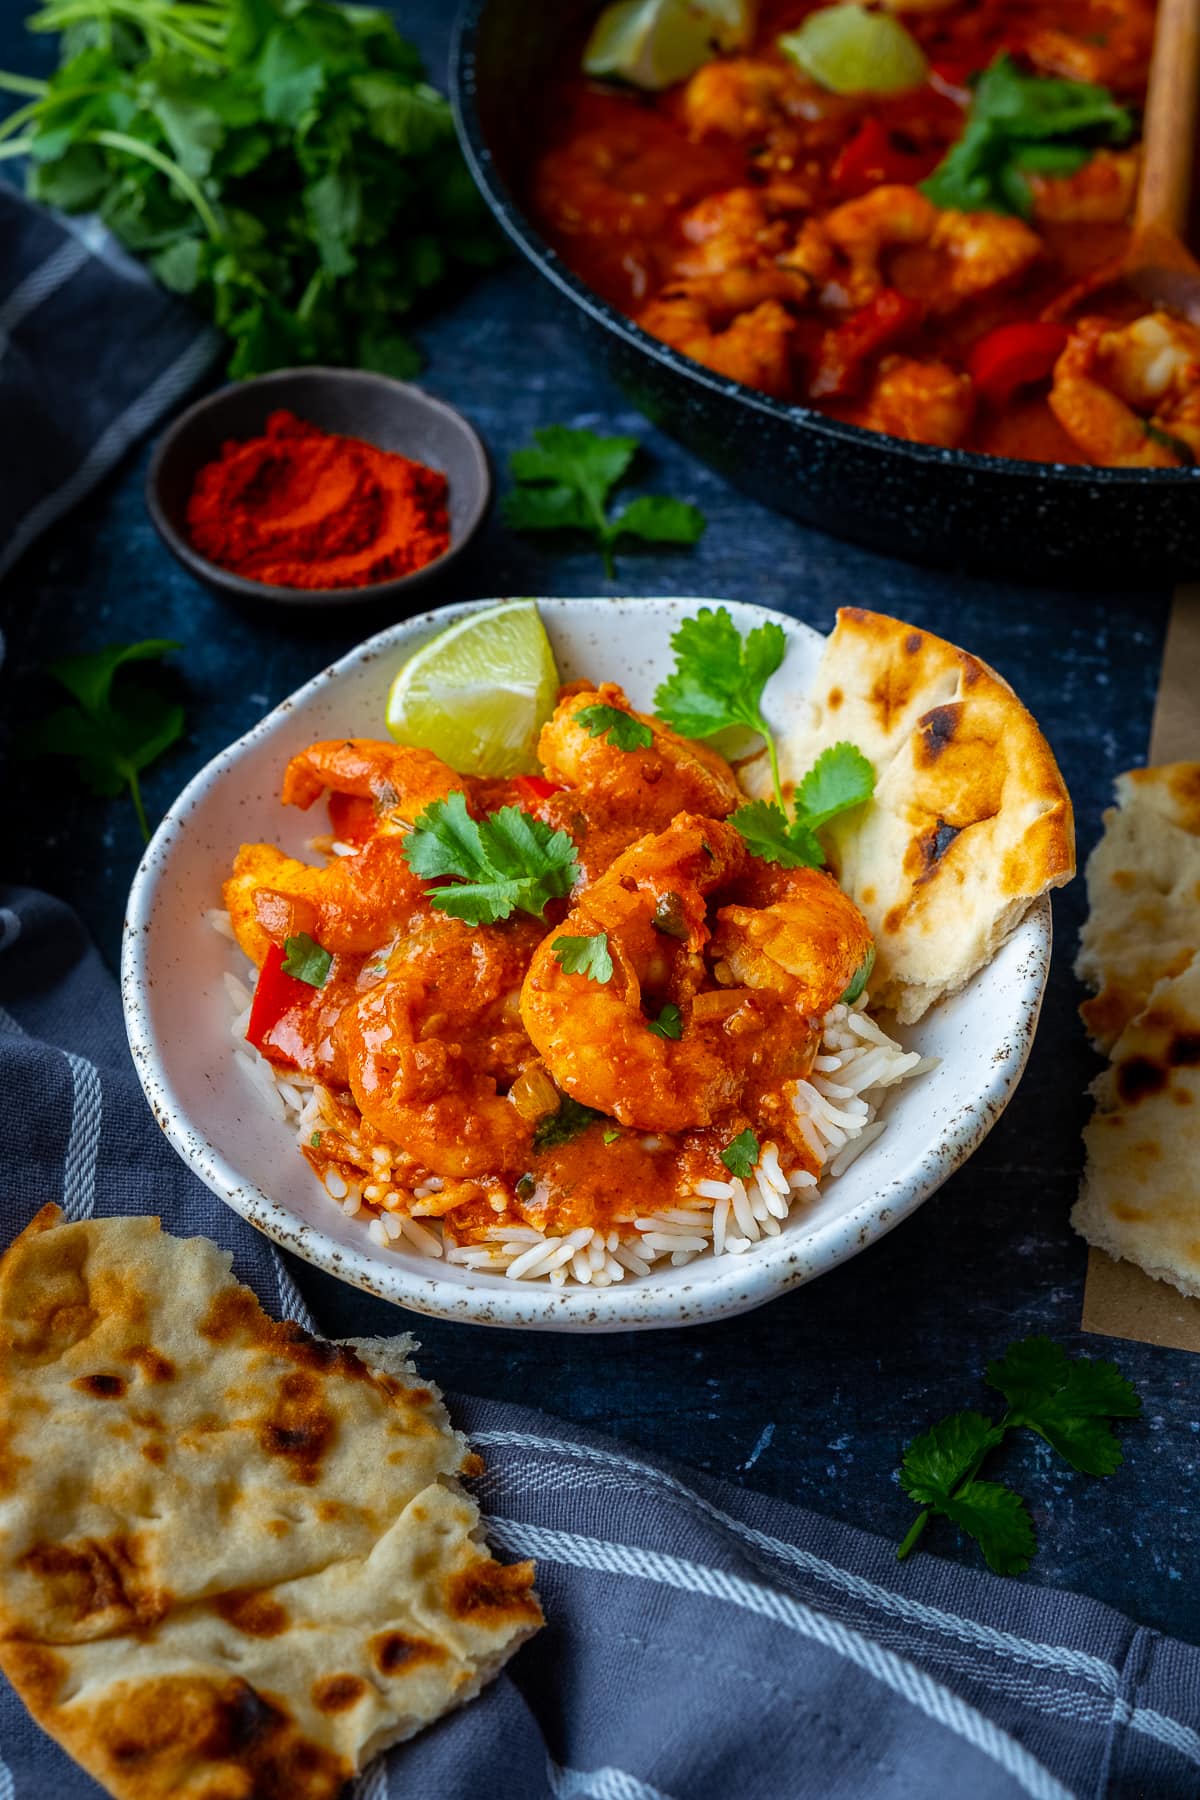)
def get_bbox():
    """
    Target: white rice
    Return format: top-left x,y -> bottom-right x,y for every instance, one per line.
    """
213,910 -> 933,1287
